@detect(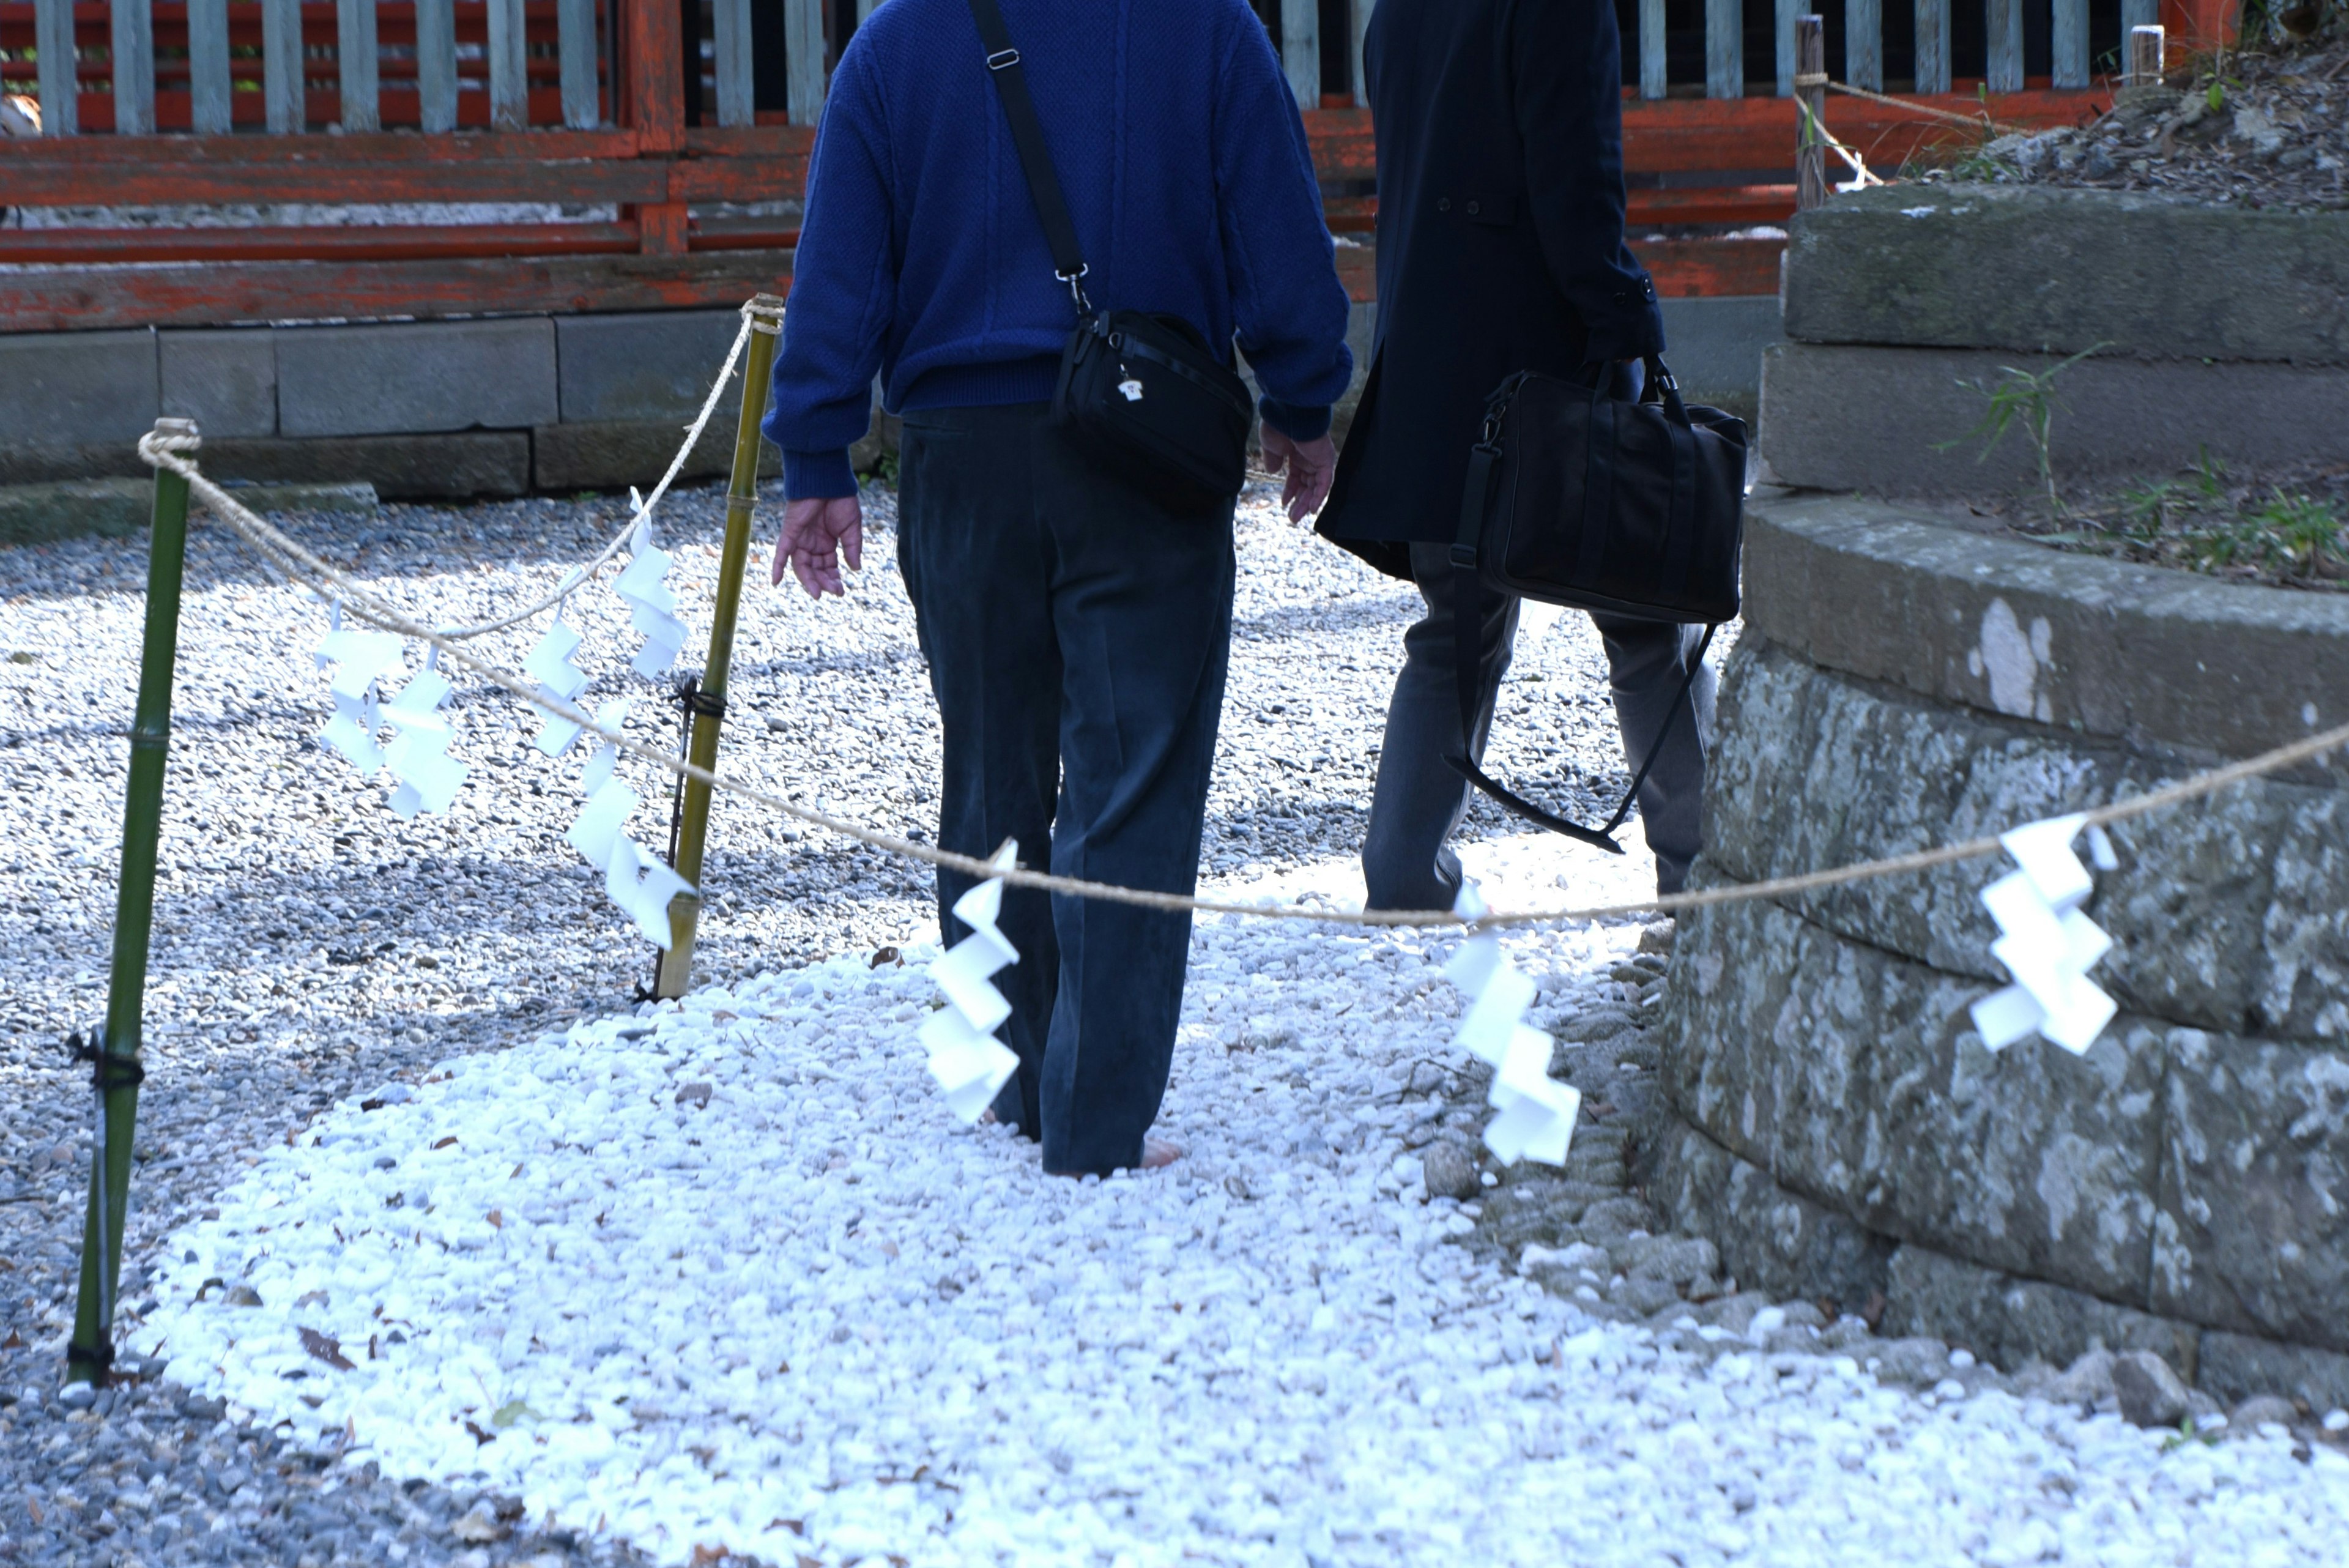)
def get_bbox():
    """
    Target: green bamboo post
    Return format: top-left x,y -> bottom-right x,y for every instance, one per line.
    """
654,297 -> 787,998
67,417 -> 199,1388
